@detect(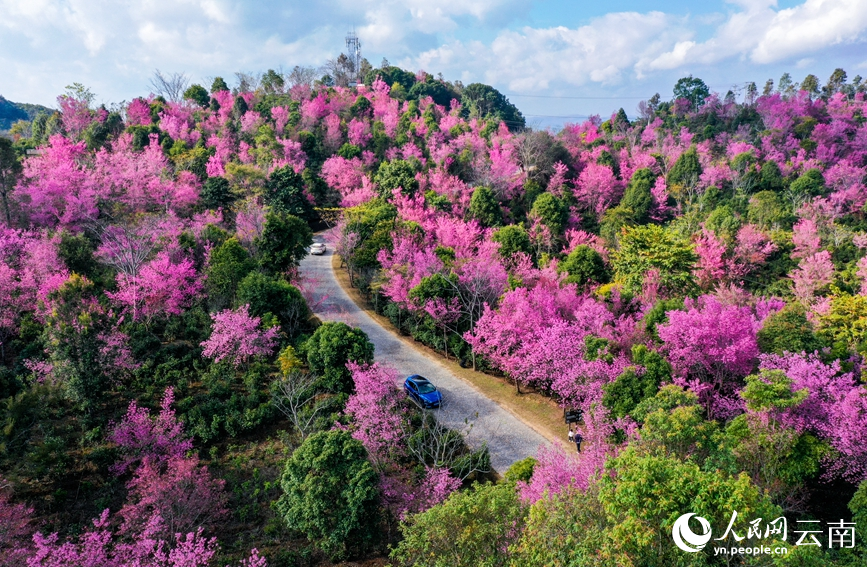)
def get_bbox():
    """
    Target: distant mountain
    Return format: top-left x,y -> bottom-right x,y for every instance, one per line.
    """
0,96 -> 54,130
